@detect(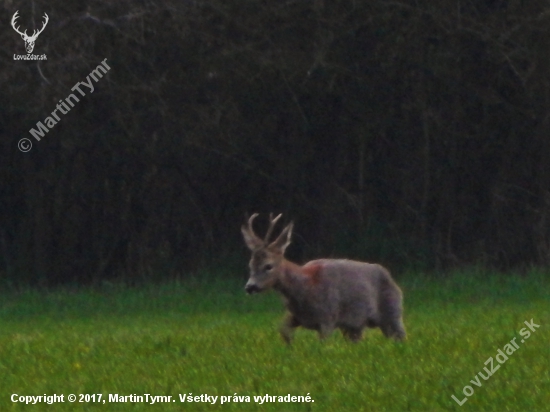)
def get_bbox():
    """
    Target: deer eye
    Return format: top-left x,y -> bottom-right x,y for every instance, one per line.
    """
263,264 -> 273,272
